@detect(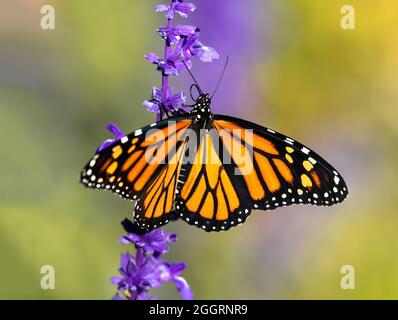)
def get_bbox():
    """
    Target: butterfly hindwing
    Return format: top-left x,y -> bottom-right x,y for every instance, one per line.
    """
133,136 -> 189,230
174,129 -> 253,231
